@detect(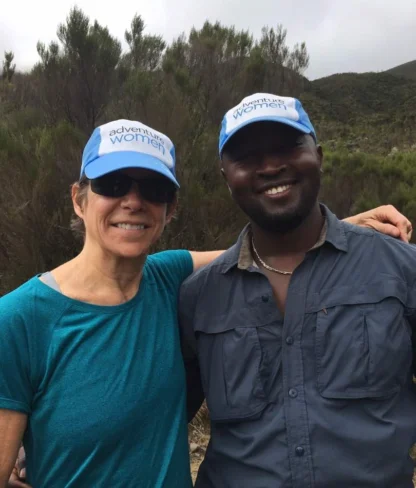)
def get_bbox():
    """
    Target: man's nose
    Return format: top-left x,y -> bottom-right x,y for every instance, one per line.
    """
257,153 -> 287,175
